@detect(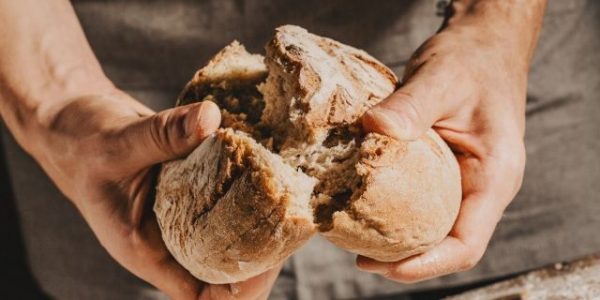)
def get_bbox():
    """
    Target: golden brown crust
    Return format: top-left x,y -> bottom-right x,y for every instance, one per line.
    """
320,131 -> 461,262
261,25 -> 398,143
179,41 -> 267,102
177,41 -> 268,139
155,129 -> 315,283
262,26 -> 460,262
155,25 -> 461,283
